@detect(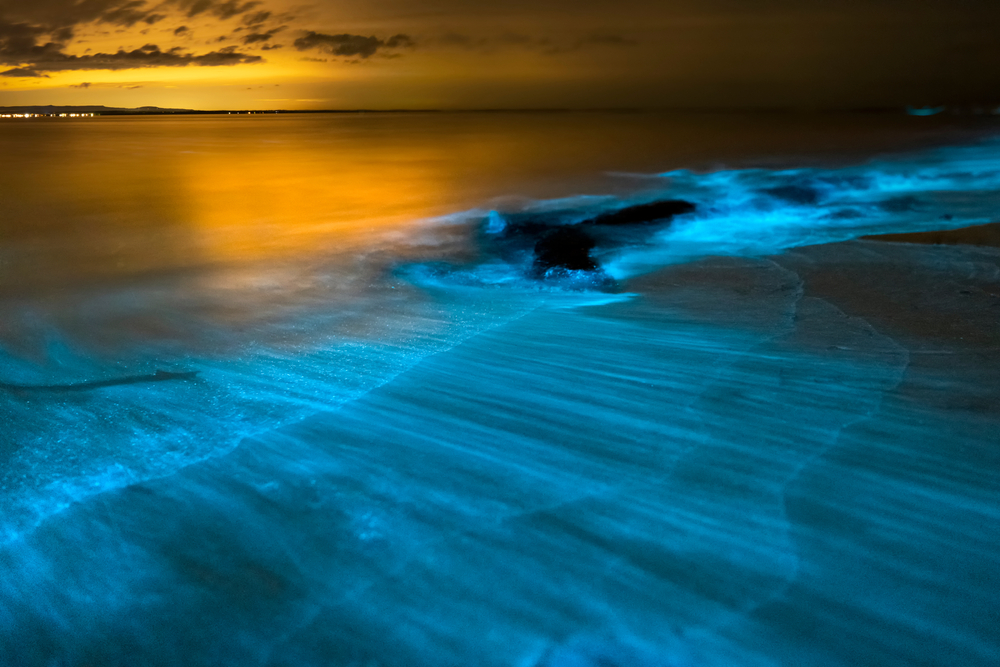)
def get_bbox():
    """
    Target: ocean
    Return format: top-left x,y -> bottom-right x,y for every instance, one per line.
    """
1,111 -> 999,666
